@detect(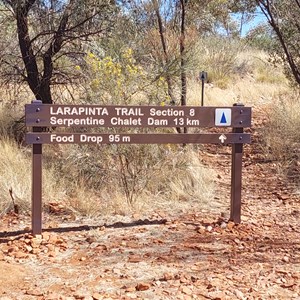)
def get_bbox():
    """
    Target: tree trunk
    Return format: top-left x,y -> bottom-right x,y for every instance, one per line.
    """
180,0 -> 187,133
257,0 -> 300,85
15,1 -> 70,103
152,0 -> 177,105
36,82 -> 53,104
16,2 -> 42,100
